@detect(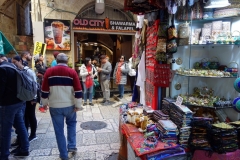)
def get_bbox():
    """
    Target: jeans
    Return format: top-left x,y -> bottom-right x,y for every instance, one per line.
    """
100,79 -> 110,101
25,101 -> 37,137
0,102 -> 29,160
82,82 -> 93,103
49,106 -> 77,159
118,84 -> 124,98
